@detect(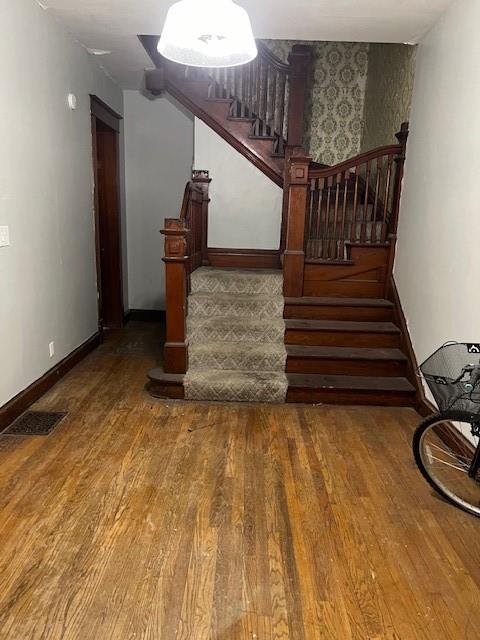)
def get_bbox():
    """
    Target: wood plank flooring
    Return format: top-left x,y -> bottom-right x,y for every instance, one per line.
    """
0,322 -> 479,639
